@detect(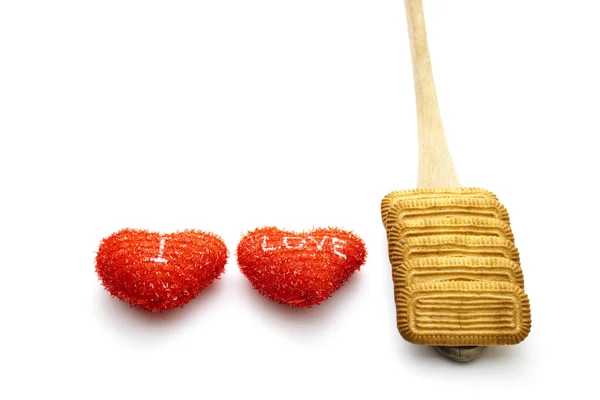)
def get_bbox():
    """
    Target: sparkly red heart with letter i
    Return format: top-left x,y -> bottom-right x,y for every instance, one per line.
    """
236,227 -> 367,308
96,229 -> 228,312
